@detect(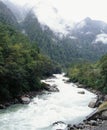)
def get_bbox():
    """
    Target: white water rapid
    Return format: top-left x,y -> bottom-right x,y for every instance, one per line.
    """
0,74 -> 96,130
